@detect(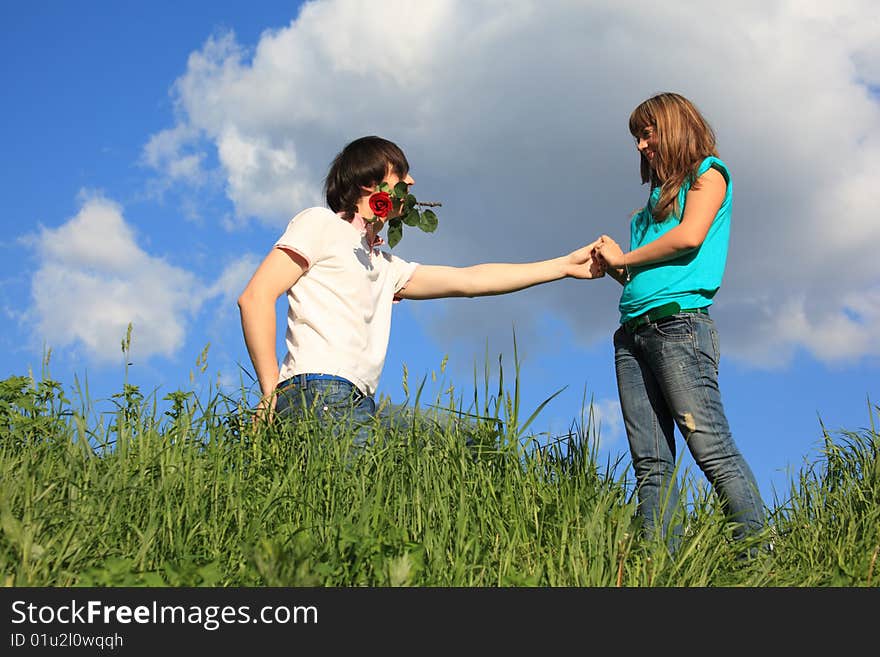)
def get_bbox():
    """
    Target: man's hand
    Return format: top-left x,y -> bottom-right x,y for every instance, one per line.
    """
566,238 -> 607,279
252,392 -> 277,426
